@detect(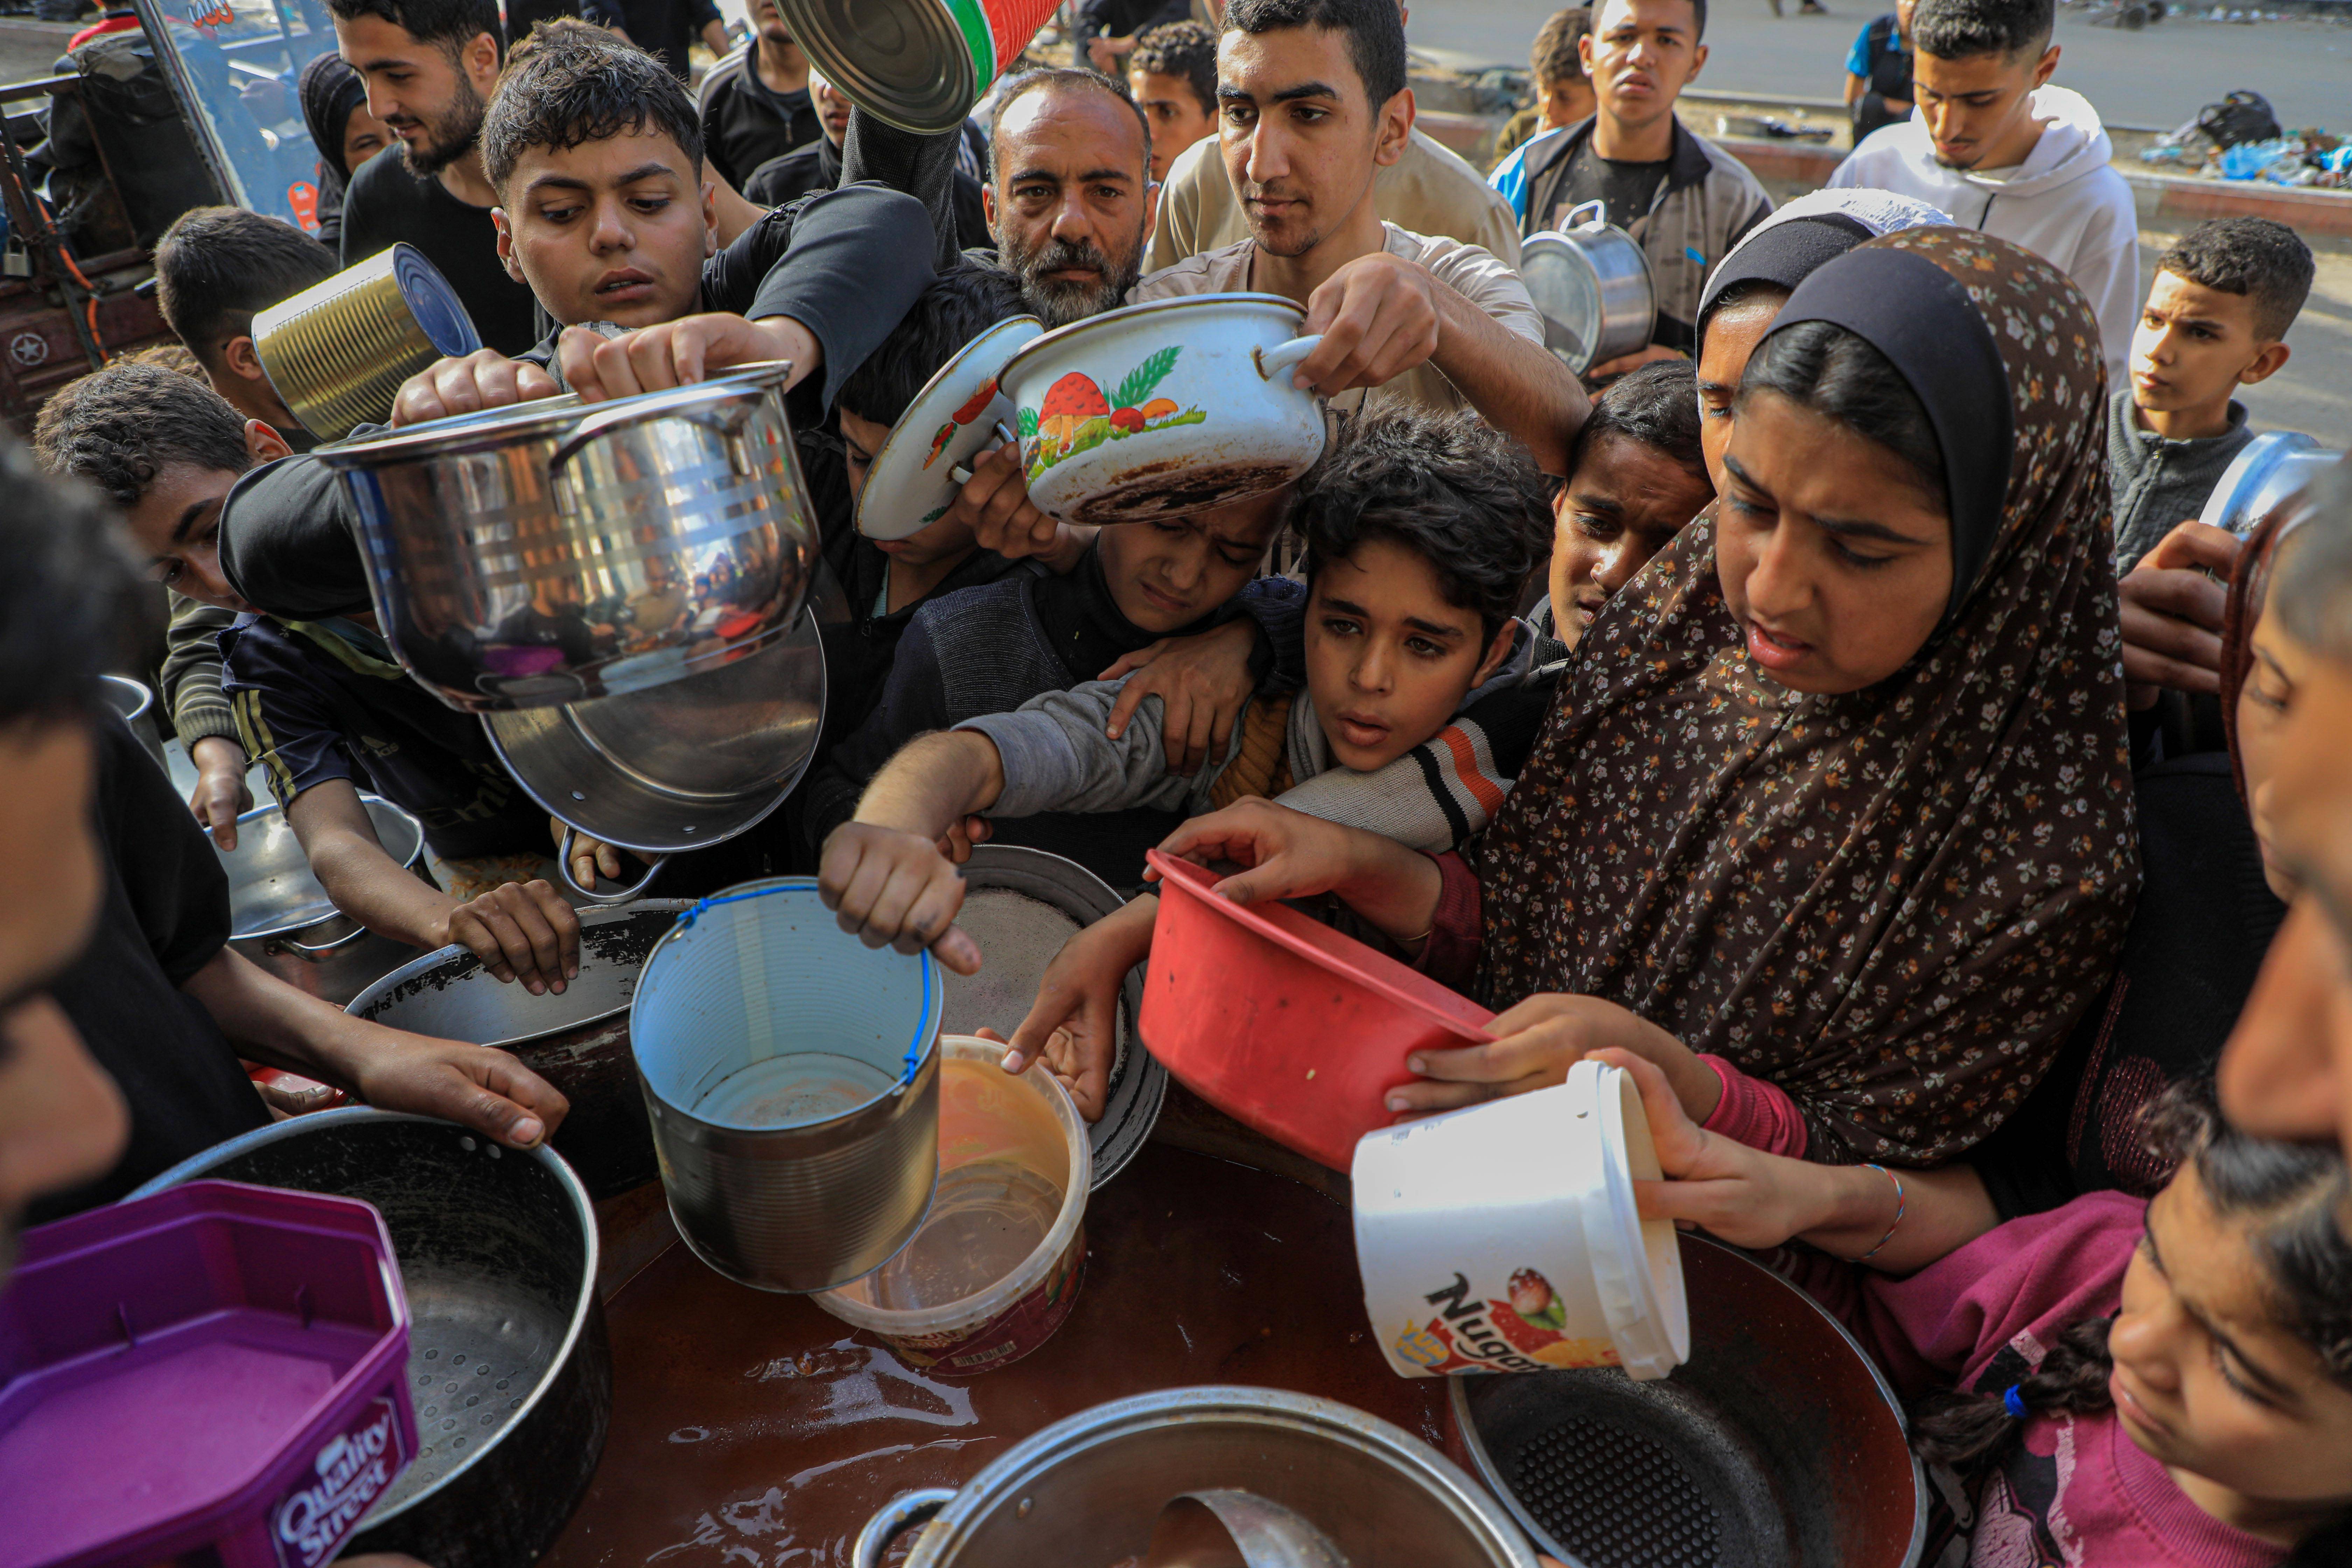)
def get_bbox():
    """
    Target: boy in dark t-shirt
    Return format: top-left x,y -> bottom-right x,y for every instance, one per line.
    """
392,21 -> 934,436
